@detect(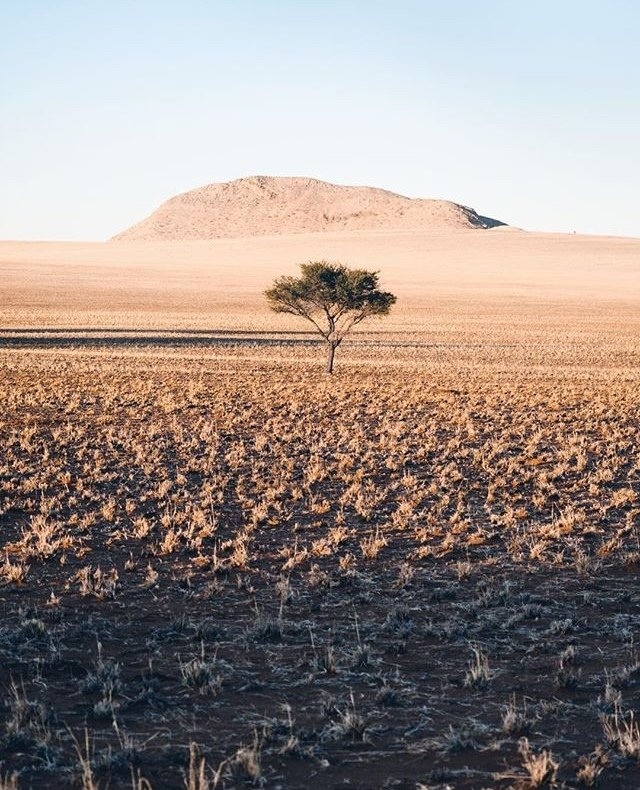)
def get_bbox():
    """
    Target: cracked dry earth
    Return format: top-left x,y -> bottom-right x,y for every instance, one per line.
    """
1,347 -> 640,789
